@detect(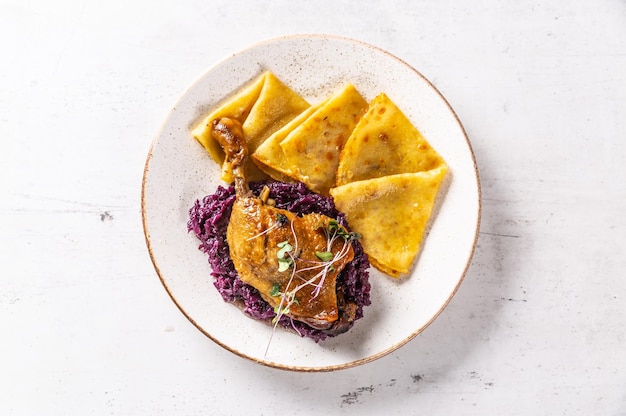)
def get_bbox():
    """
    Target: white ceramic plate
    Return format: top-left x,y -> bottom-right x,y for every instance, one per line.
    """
142,35 -> 480,372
